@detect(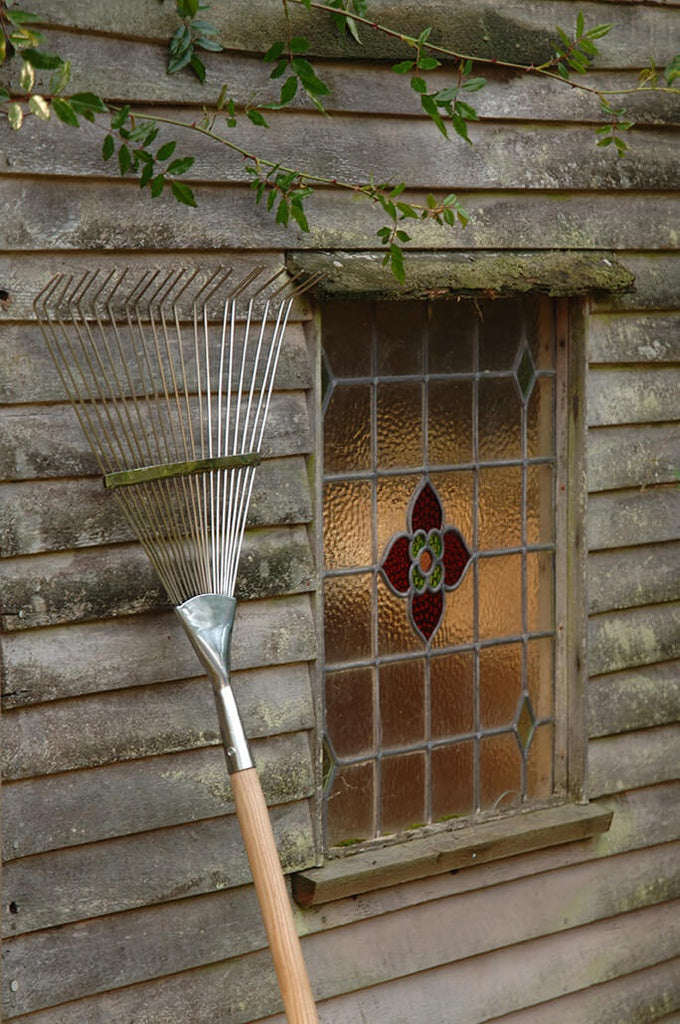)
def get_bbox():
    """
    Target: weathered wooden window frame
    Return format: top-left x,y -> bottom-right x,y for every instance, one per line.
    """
289,252 -> 631,906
